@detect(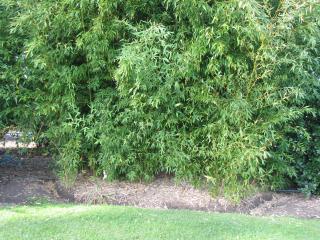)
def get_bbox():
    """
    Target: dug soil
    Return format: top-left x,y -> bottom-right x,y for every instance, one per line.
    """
0,151 -> 72,205
0,151 -> 319,219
